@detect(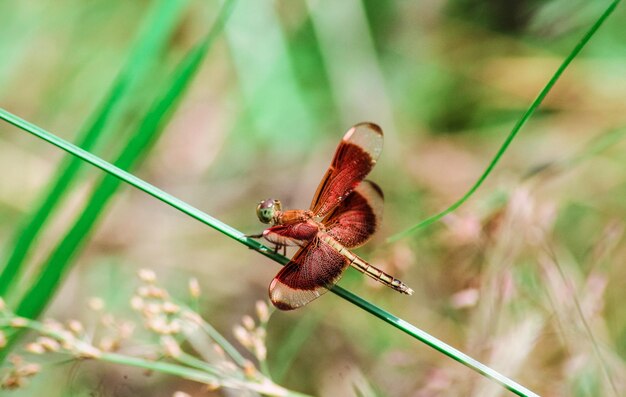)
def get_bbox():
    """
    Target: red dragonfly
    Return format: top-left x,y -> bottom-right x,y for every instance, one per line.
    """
254,122 -> 413,310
